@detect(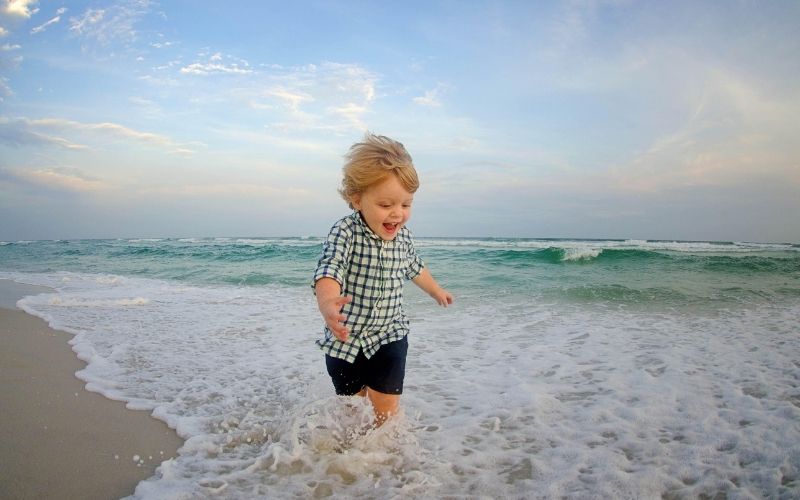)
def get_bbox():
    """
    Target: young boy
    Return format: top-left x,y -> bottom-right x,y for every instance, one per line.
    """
313,133 -> 453,426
